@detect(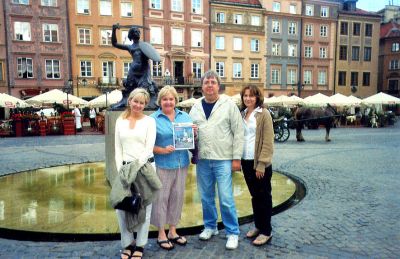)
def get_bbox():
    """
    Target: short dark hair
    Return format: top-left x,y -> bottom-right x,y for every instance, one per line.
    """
201,70 -> 221,86
240,85 -> 264,110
